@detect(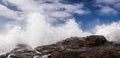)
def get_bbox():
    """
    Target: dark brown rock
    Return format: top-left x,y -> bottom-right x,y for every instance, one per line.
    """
84,35 -> 107,47
79,47 -> 120,58
7,49 -> 36,58
6,44 -> 37,58
35,44 -> 61,55
51,50 -> 82,58
61,37 -> 85,49
0,35 -> 120,58
0,54 -> 7,58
